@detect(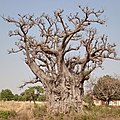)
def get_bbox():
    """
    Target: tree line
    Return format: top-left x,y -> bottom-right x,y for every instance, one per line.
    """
0,86 -> 46,102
